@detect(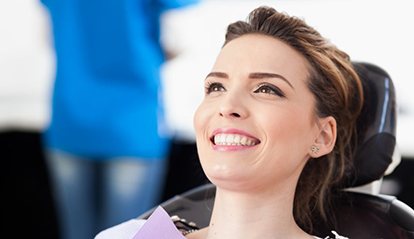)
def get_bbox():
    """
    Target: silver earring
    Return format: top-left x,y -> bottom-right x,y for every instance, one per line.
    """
311,145 -> 320,154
